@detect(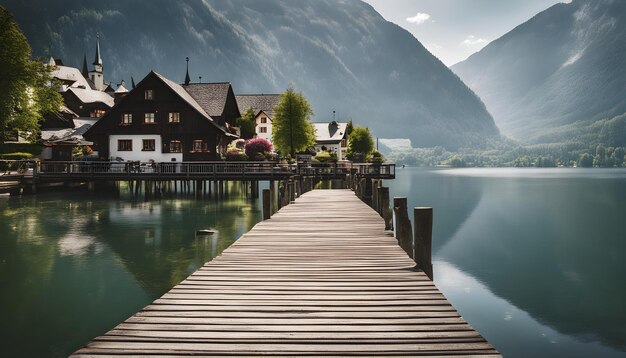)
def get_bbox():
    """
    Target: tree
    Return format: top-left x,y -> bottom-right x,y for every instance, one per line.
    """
0,6 -> 62,144
271,86 -> 315,157
347,126 -> 374,162
578,153 -> 593,168
237,107 -> 257,139
346,118 -> 354,137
